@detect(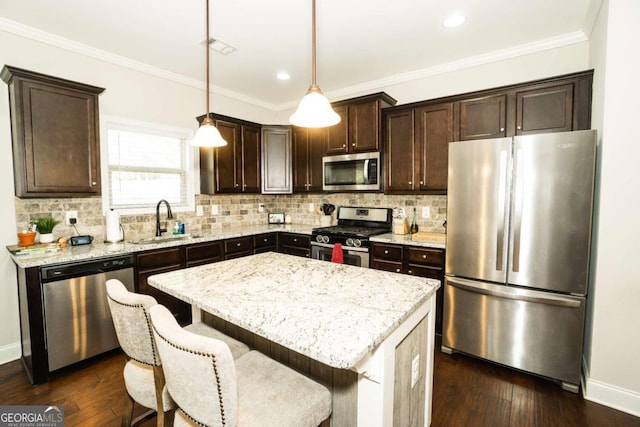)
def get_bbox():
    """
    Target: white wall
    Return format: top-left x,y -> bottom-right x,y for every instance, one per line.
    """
584,0 -> 640,415
0,29 -> 274,362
